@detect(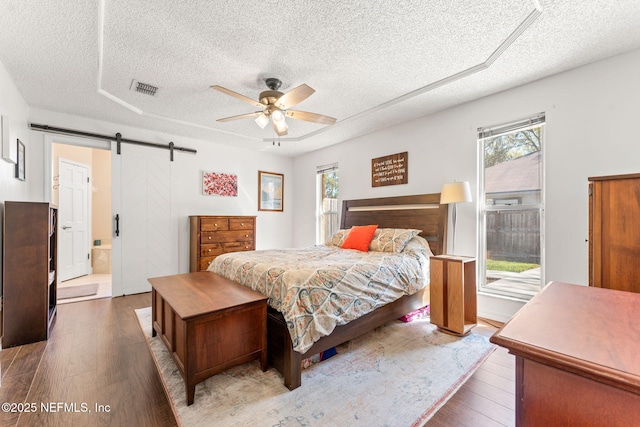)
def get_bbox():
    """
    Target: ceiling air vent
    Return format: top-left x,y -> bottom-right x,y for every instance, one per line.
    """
130,79 -> 159,97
